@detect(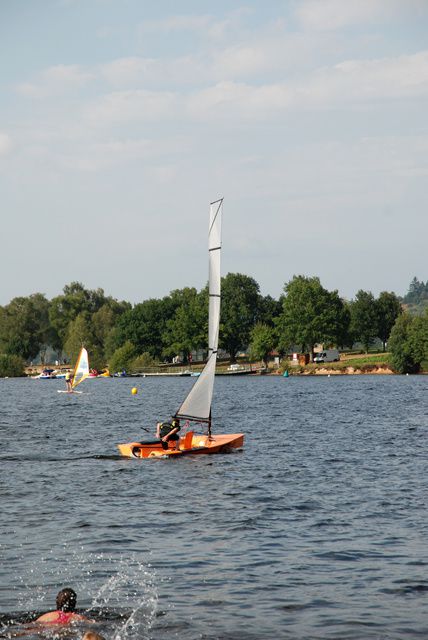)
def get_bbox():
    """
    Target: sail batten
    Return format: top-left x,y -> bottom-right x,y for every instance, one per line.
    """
176,199 -> 223,422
